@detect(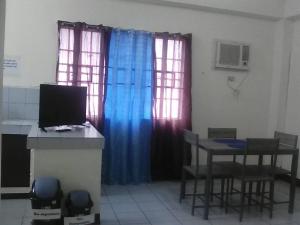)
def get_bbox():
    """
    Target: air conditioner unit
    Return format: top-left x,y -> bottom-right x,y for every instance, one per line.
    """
215,40 -> 250,71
